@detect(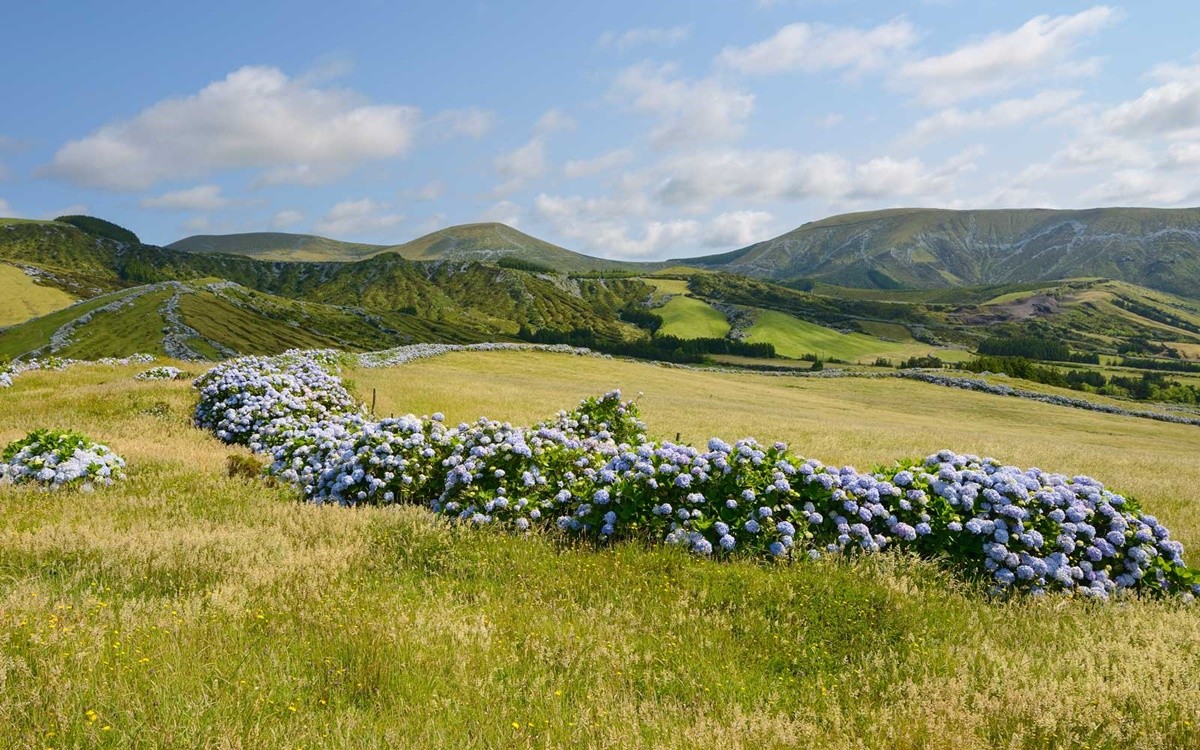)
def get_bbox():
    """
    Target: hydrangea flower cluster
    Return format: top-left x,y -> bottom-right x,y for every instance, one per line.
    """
135,365 -> 186,381
1,429 -> 126,490
193,353 -> 360,450
0,370 -> 11,389
193,352 -> 1199,599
